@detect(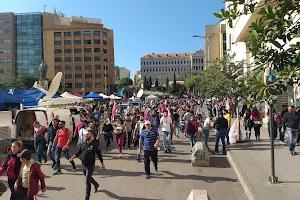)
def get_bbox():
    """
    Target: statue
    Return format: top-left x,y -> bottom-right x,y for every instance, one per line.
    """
39,60 -> 48,81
